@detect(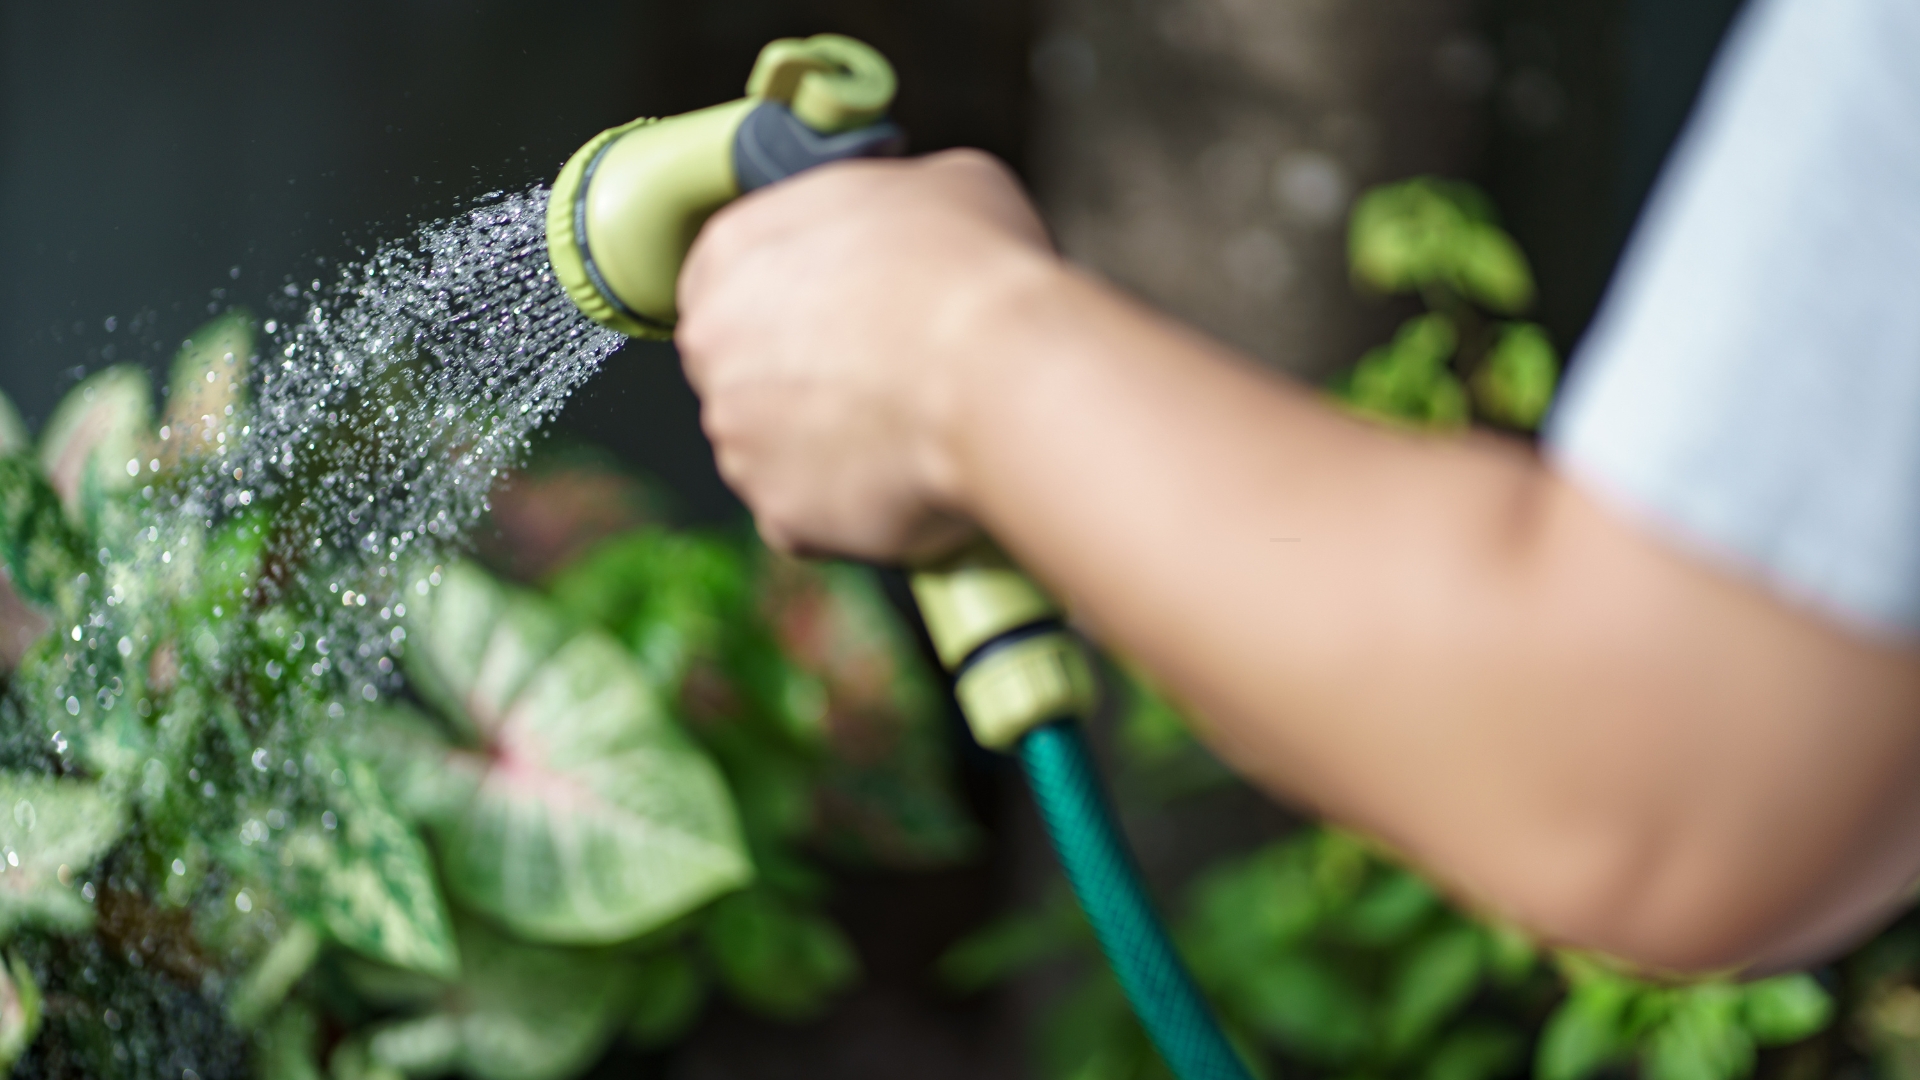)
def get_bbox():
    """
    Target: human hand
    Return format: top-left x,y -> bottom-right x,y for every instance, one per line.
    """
676,149 -> 1055,562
